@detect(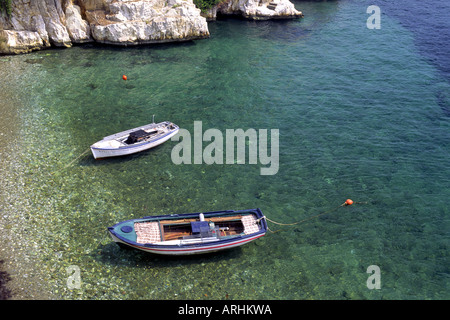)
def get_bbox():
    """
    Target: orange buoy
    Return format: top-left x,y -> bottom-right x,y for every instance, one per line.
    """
122,75 -> 127,81
345,199 -> 354,206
